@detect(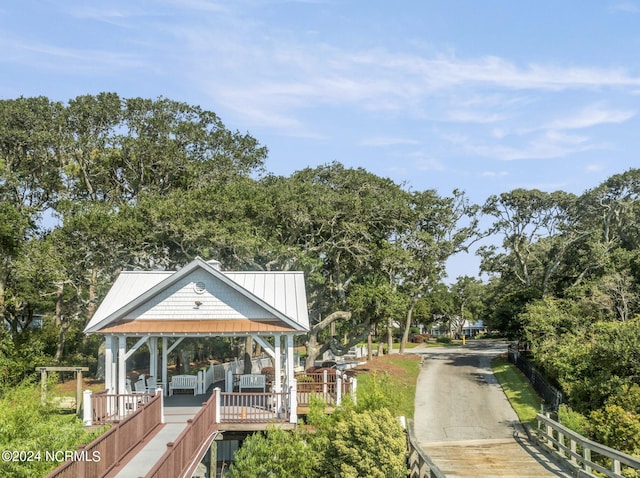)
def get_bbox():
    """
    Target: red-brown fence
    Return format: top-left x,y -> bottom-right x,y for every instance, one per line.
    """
295,371 -> 352,408
145,390 -> 220,478
44,393 -> 162,478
